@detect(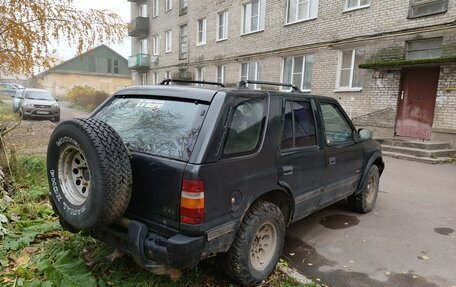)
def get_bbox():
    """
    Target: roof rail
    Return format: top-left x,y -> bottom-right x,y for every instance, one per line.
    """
237,80 -> 301,92
160,79 -> 225,87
